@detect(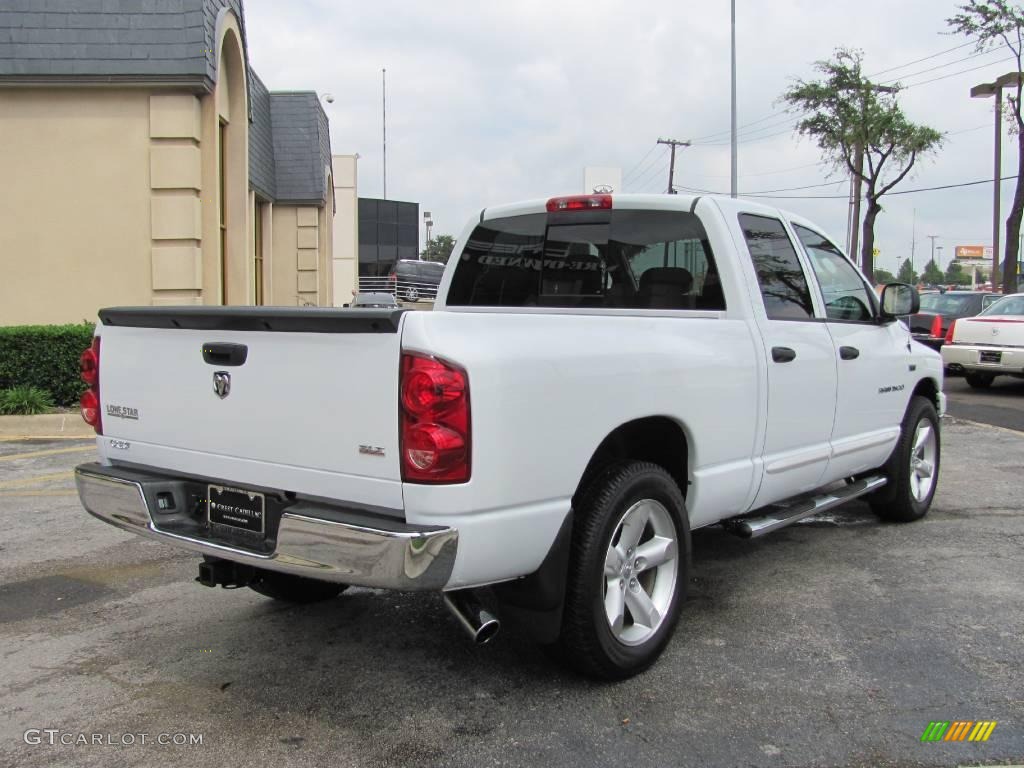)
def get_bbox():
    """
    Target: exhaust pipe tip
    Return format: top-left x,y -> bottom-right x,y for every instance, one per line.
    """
443,591 -> 501,645
473,614 -> 501,645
